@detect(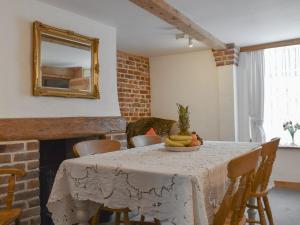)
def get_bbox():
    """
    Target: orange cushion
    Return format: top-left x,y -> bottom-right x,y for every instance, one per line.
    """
145,128 -> 157,136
